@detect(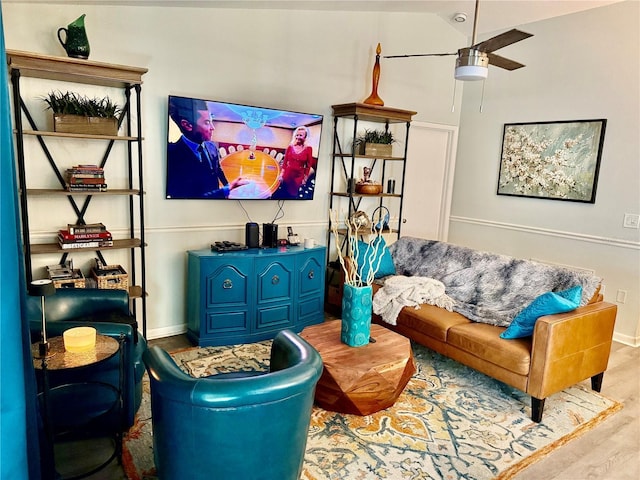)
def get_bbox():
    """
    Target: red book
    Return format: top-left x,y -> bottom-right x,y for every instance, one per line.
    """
58,229 -> 112,241
67,173 -> 105,178
67,177 -> 105,184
